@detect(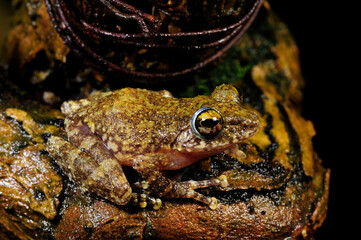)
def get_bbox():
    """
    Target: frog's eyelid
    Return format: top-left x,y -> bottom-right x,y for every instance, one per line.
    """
211,84 -> 243,103
199,102 -> 212,108
232,86 -> 244,103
